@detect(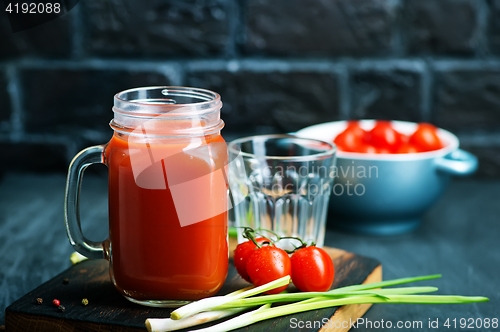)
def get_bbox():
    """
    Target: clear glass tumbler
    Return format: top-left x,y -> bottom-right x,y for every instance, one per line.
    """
228,135 -> 336,249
